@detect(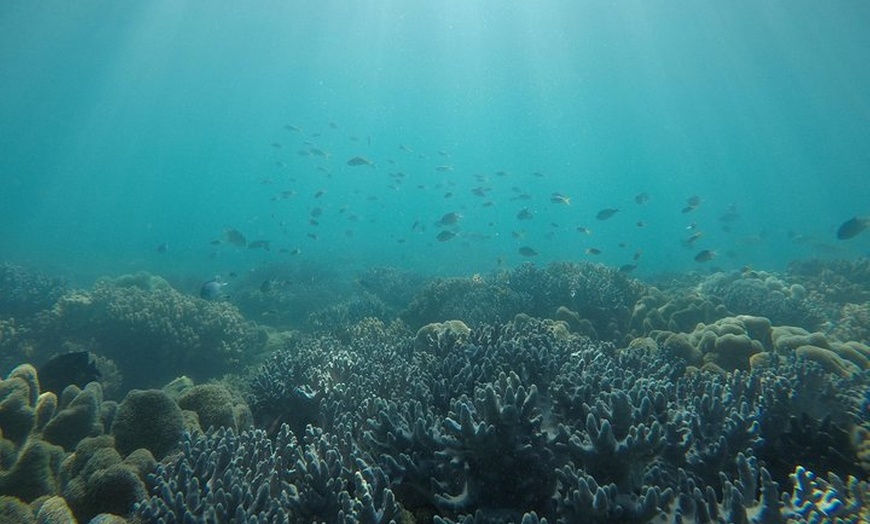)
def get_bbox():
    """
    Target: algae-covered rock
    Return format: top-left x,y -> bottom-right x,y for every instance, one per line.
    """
111,389 -> 183,459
